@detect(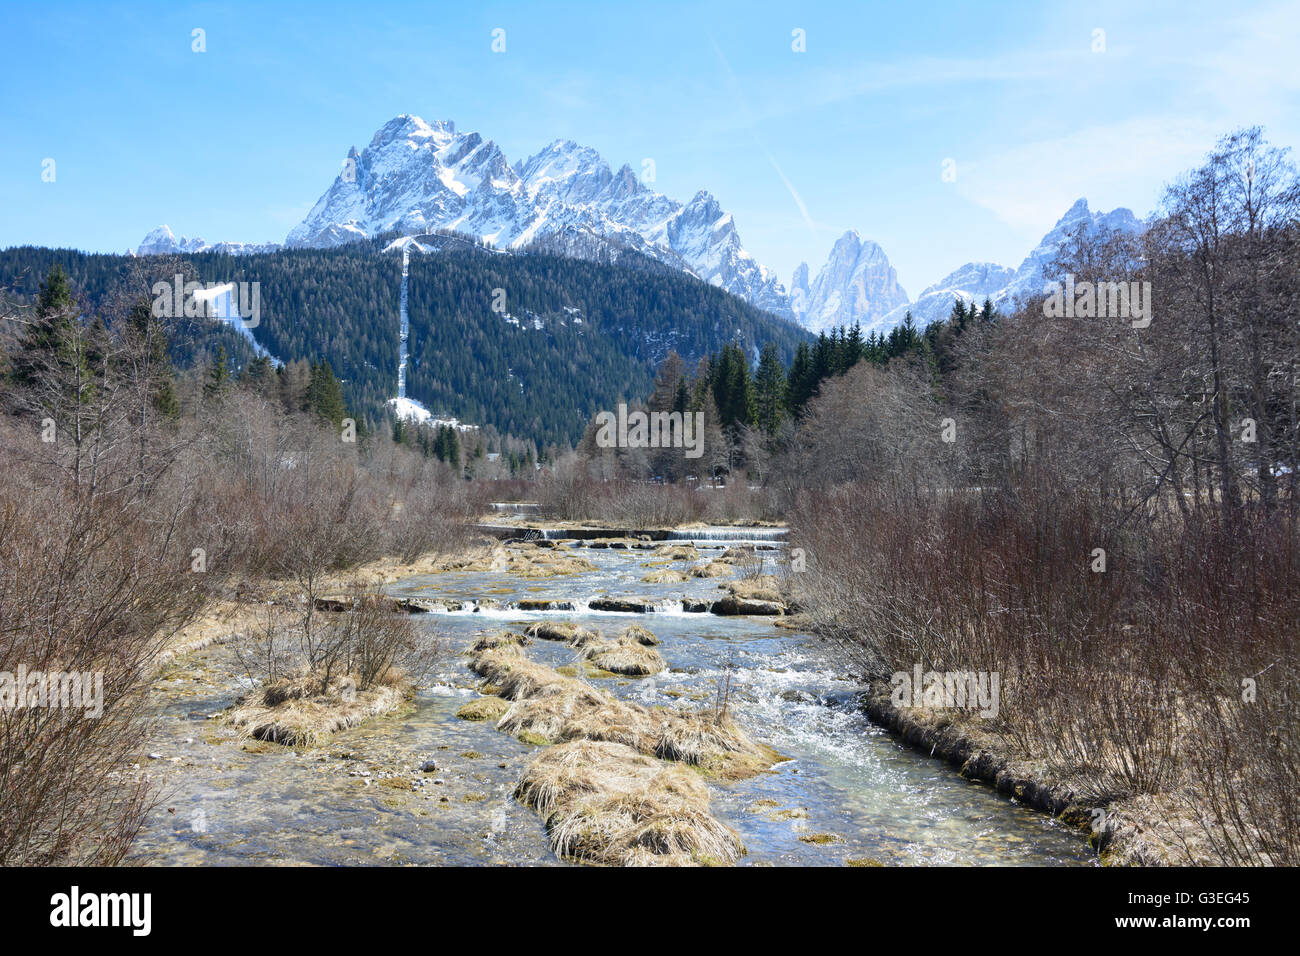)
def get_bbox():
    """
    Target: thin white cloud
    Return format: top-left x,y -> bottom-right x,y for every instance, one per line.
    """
709,36 -> 821,240
767,154 -> 817,236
